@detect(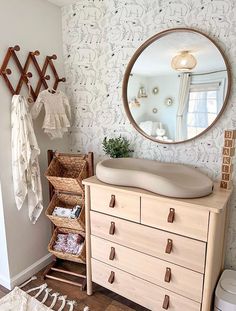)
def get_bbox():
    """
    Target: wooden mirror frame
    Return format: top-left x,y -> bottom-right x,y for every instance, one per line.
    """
122,28 -> 232,144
